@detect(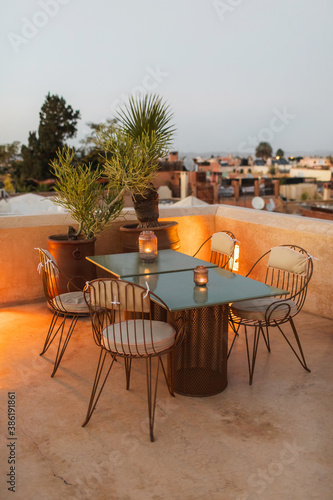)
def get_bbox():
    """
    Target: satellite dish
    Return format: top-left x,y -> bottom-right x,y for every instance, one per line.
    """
266,198 -> 275,212
183,156 -> 195,171
252,196 -> 265,210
